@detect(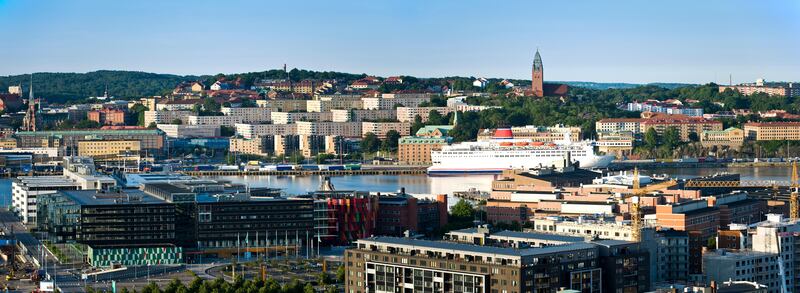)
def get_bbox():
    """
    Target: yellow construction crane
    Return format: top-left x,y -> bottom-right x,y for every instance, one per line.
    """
791,160 -> 799,220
